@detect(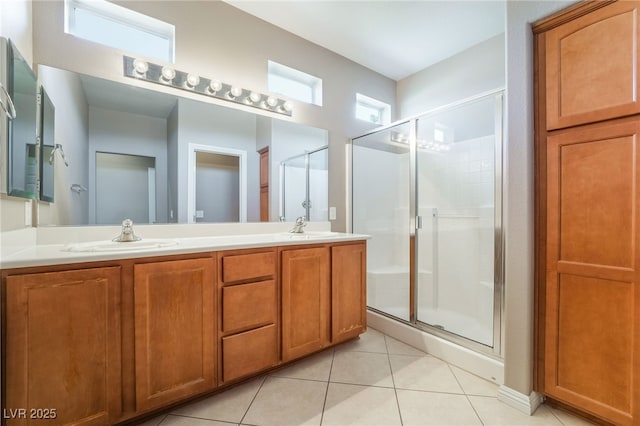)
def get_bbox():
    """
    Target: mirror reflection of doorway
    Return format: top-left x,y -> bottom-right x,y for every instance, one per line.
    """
95,152 -> 156,224
195,152 -> 239,222
187,143 -> 247,224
